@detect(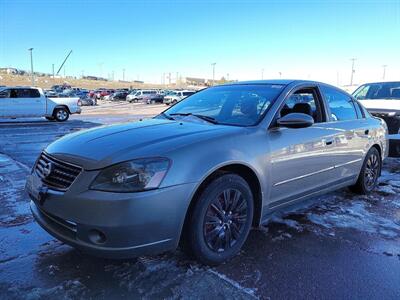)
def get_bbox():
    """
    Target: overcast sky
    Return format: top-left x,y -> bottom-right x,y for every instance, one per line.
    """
1,0 -> 399,85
